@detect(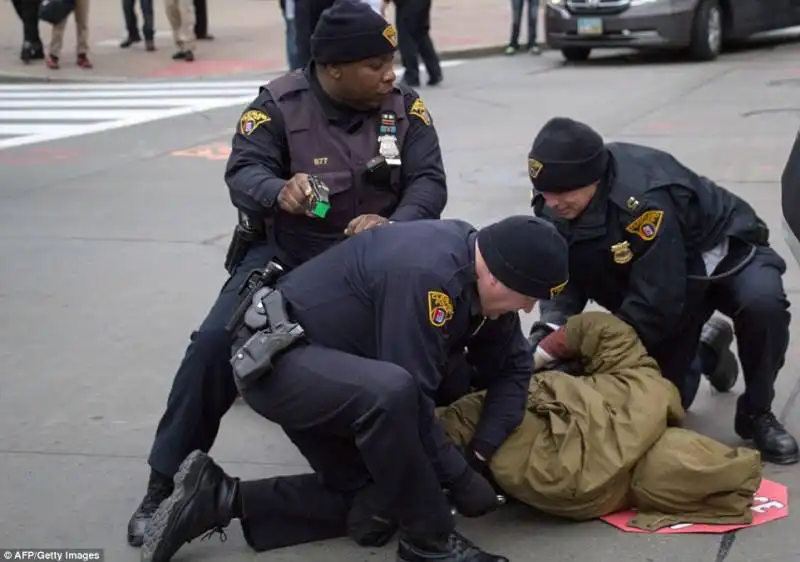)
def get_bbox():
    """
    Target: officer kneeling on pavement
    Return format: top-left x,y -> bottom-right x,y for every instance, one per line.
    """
127,0 -> 449,547
139,216 -> 570,562
526,116 -> 798,465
